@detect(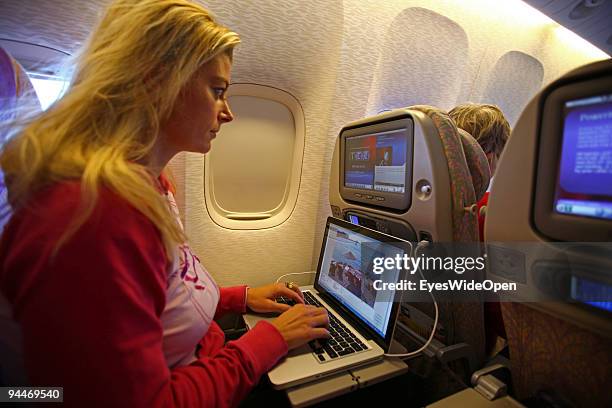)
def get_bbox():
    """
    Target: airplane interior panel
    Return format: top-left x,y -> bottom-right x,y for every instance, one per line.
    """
0,0 -> 611,407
